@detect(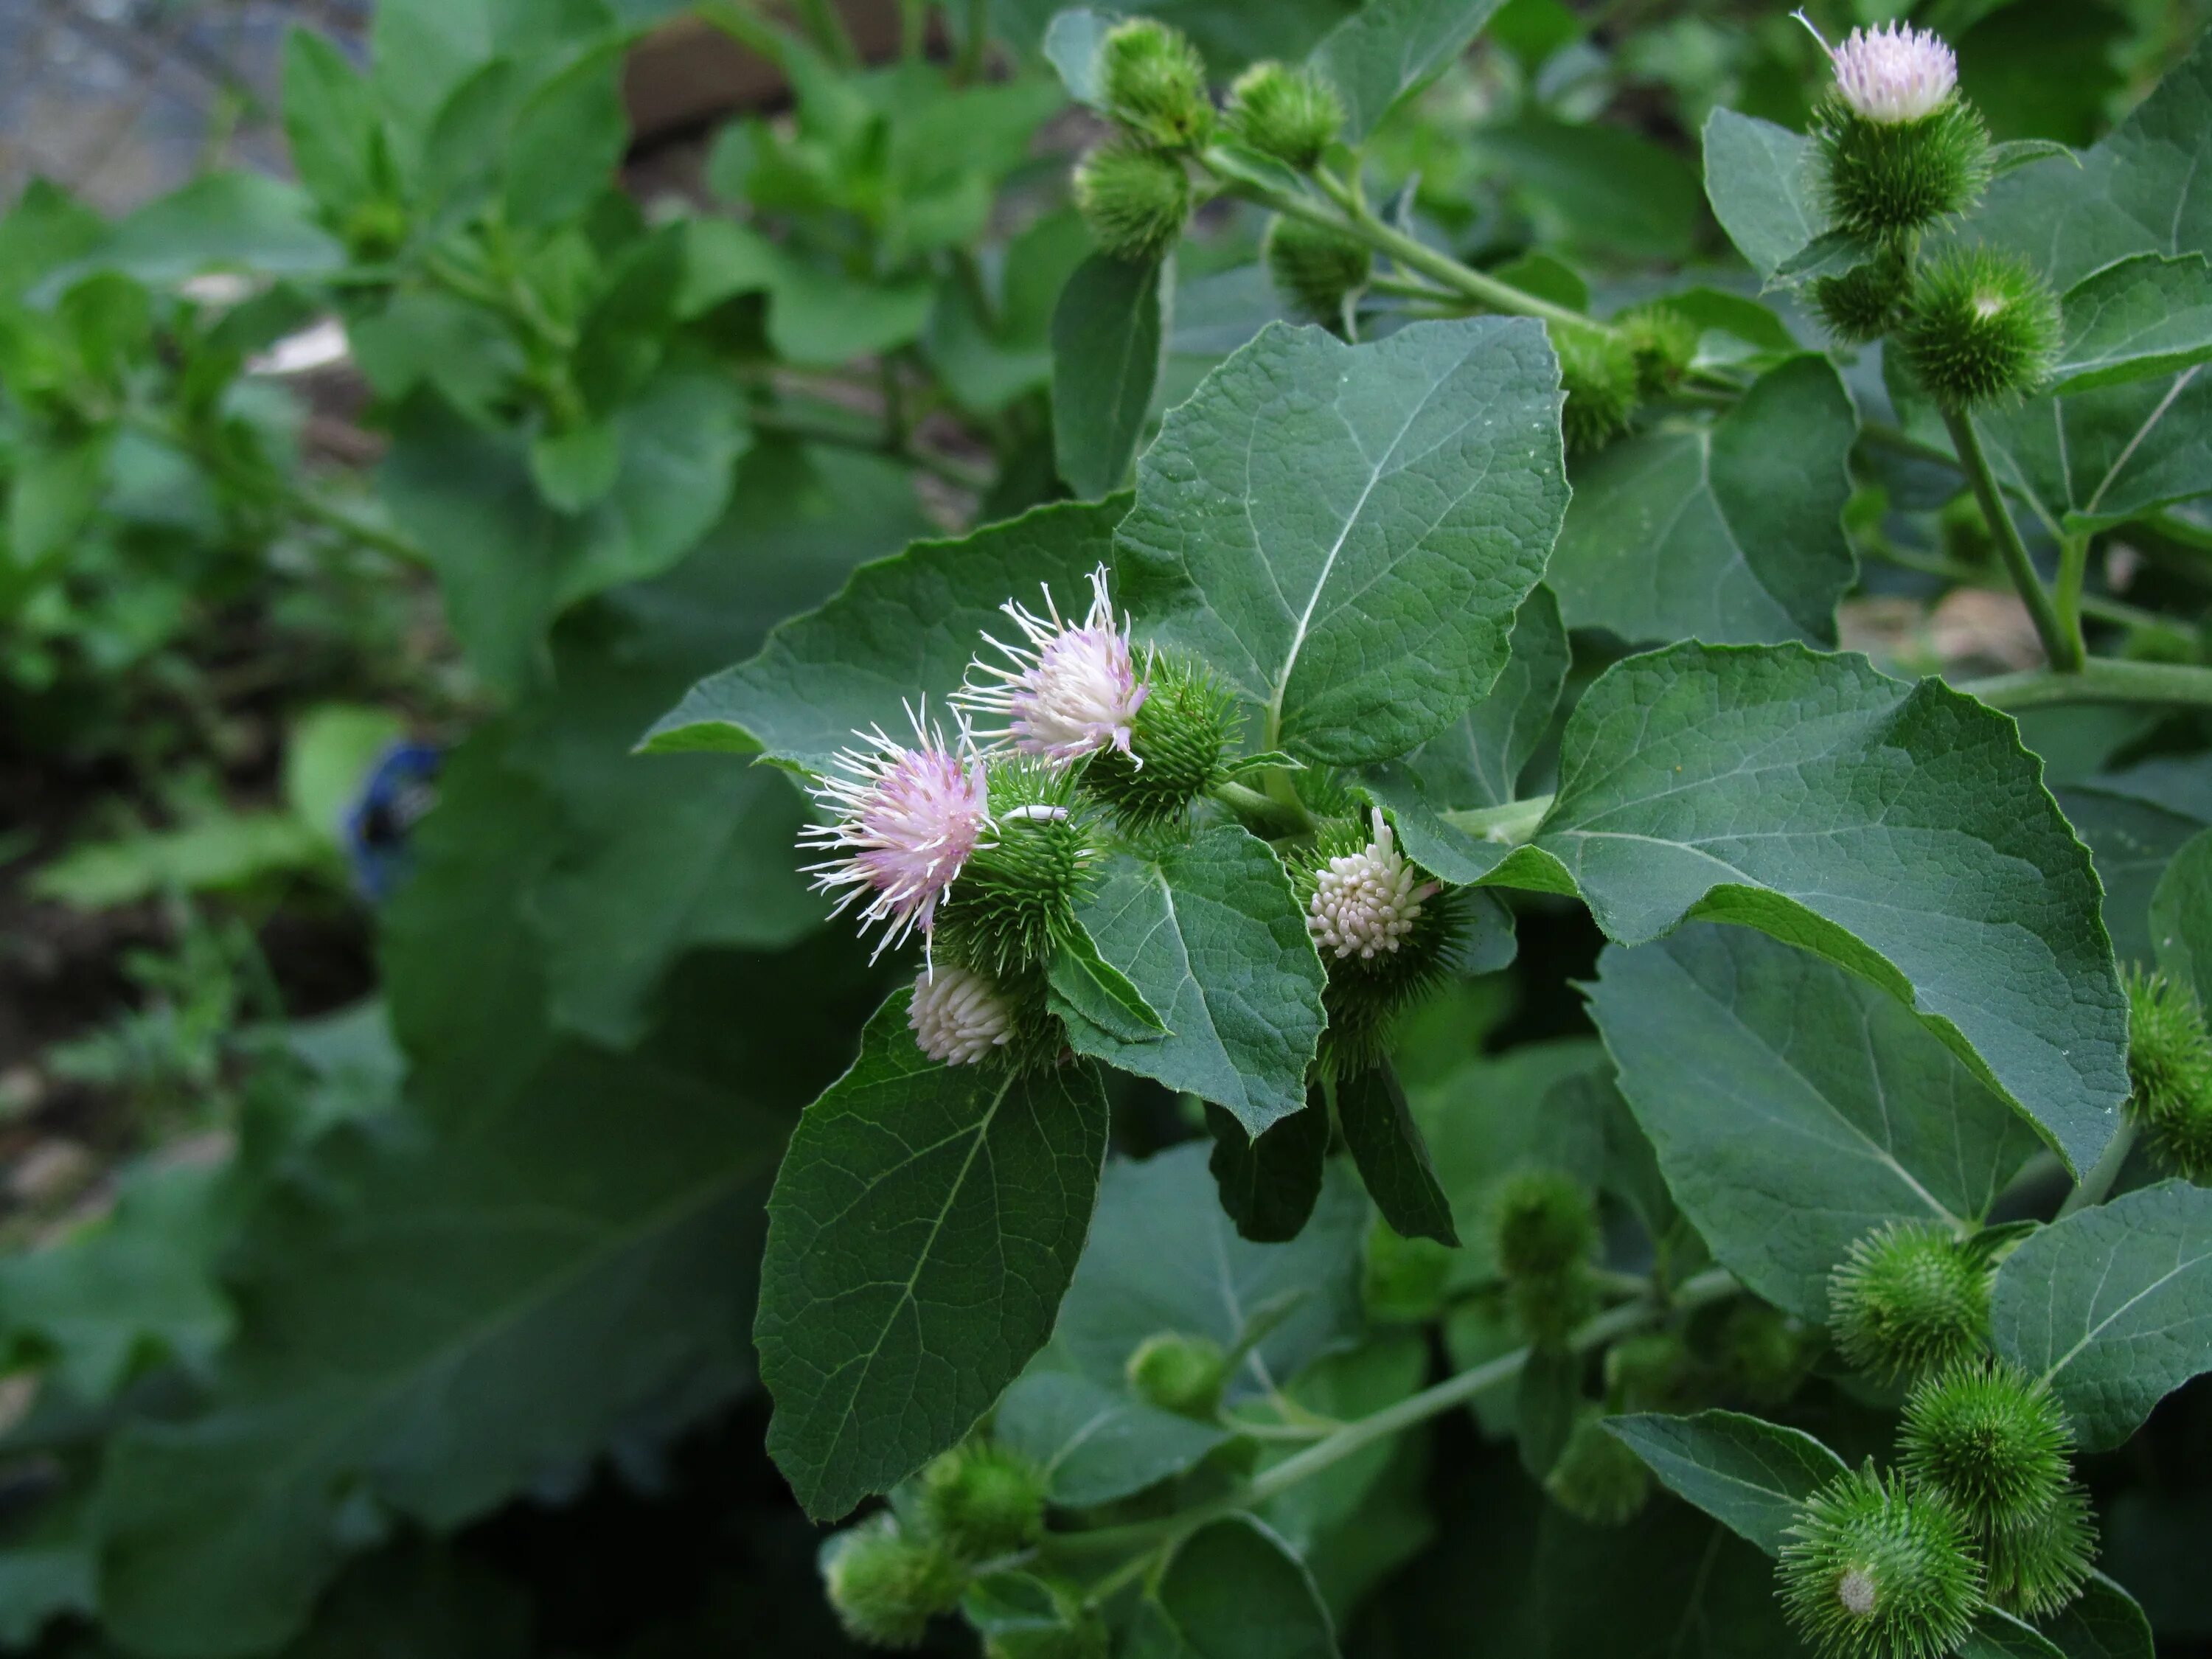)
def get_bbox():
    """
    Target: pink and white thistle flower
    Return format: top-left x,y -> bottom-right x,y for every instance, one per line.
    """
1308,810 -> 1440,961
908,964 -> 1013,1065
1798,13 -> 1957,124
956,566 -> 1149,765
800,701 -> 991,961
